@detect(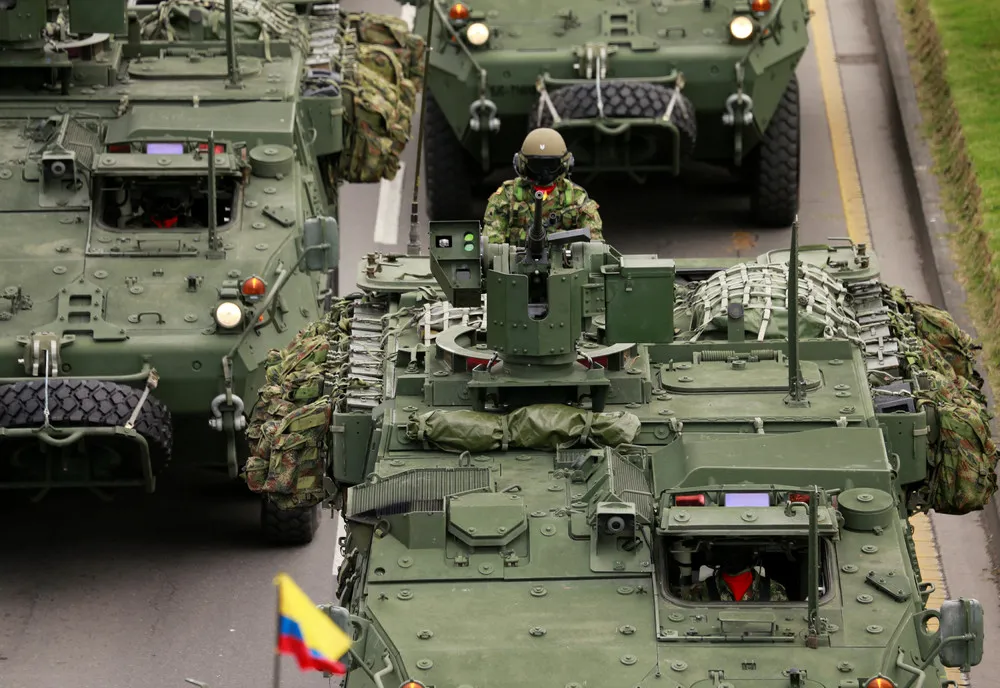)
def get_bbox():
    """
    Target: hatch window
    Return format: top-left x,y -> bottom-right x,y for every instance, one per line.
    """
660,536 -> 833,604
95,174 -> 239,230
